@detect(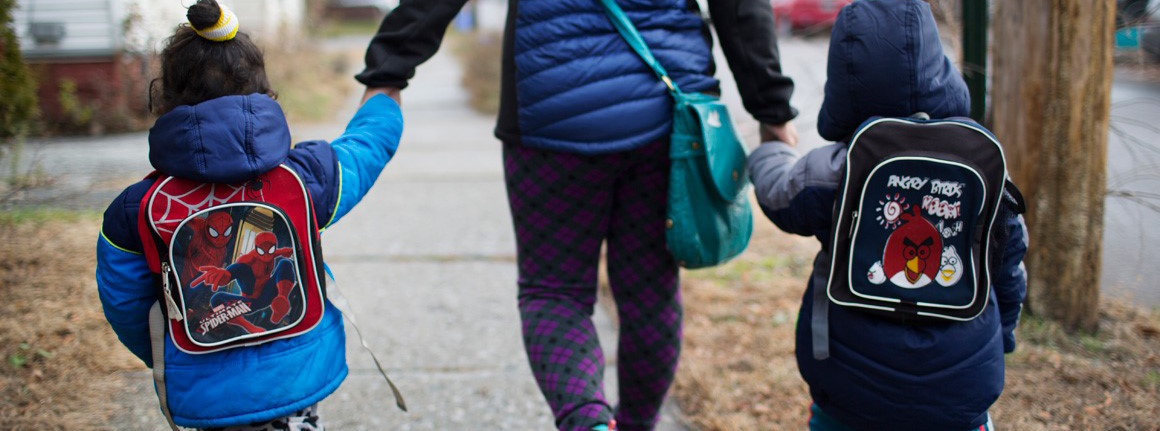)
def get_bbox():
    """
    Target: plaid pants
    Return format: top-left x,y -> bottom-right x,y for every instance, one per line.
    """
199,405 -> 323,431
504,141 -> 682,431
